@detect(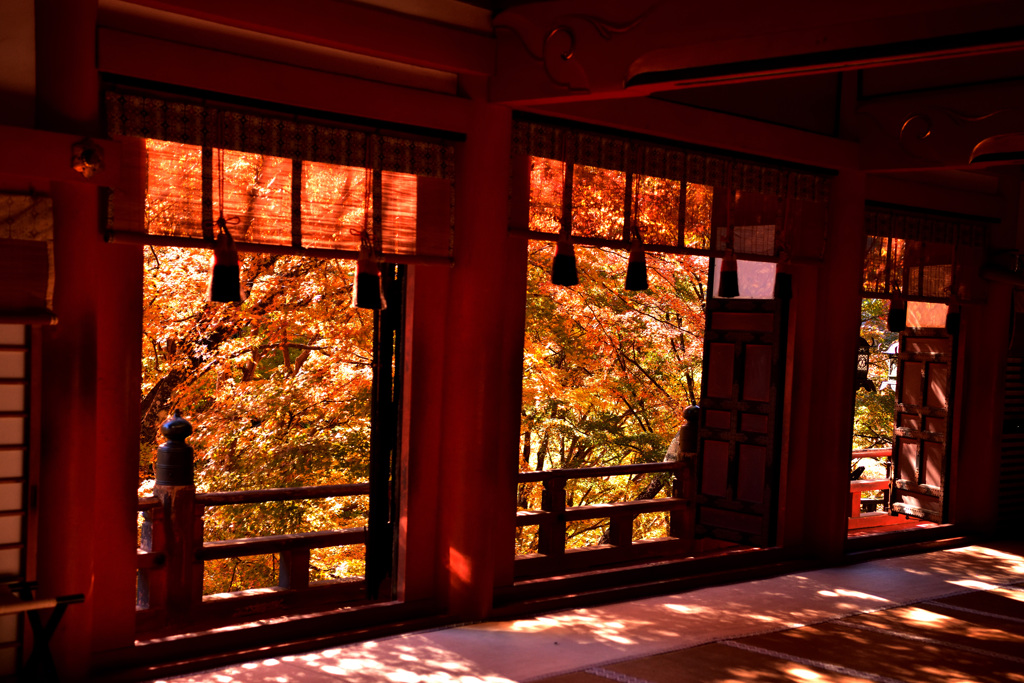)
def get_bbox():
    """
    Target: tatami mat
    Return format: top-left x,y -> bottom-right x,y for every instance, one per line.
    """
155,543 -> 1024,682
